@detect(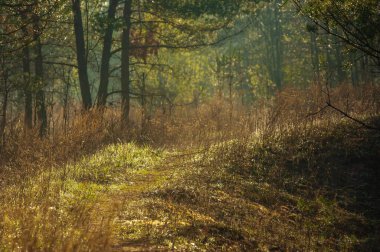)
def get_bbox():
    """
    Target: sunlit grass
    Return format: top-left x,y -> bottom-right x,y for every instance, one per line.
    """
0,143 -> 165,251
0,85 -> 379,251
1,121 -> 378,251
